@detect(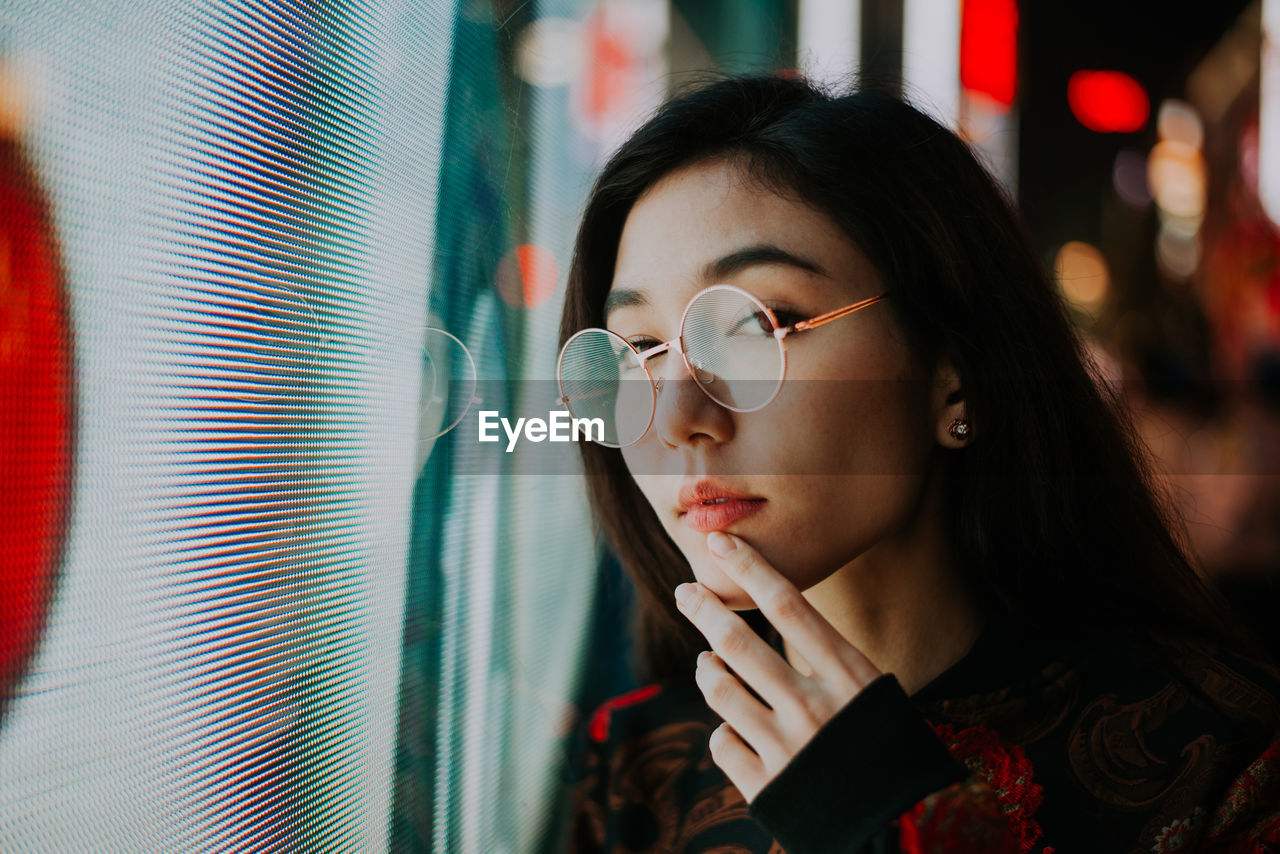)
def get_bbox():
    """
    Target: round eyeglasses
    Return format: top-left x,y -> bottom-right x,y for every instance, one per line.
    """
556,284 -> 886,447
421,327 -> 478,441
